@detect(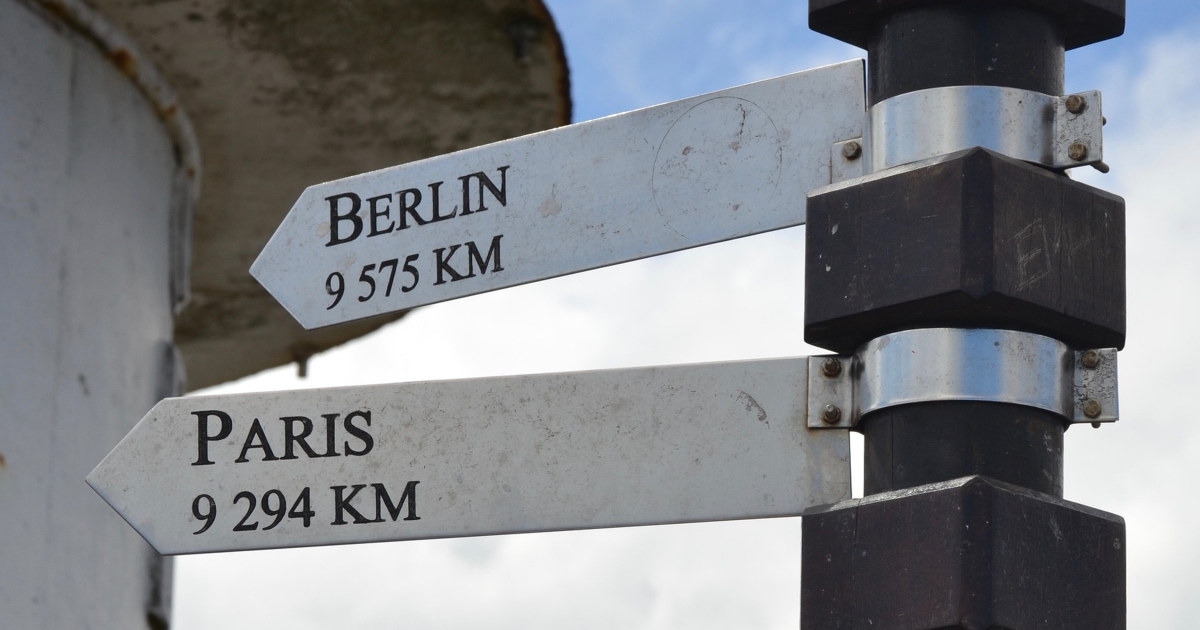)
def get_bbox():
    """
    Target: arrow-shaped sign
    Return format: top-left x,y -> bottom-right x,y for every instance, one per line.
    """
252,61 -> 864,329
88,358 -> 849,555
